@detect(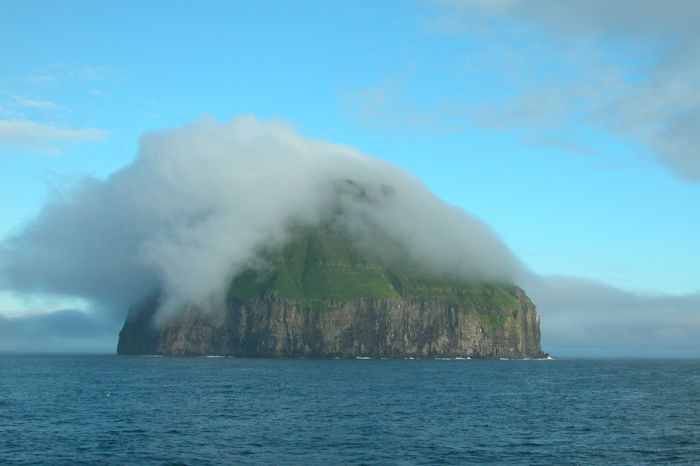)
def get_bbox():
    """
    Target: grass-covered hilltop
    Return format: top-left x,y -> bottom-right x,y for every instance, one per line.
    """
230,223 -> 527,322
118,221 -> 546,358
